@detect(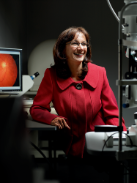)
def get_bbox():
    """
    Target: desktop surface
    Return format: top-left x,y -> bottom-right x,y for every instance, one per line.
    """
26,119 -> 57,131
